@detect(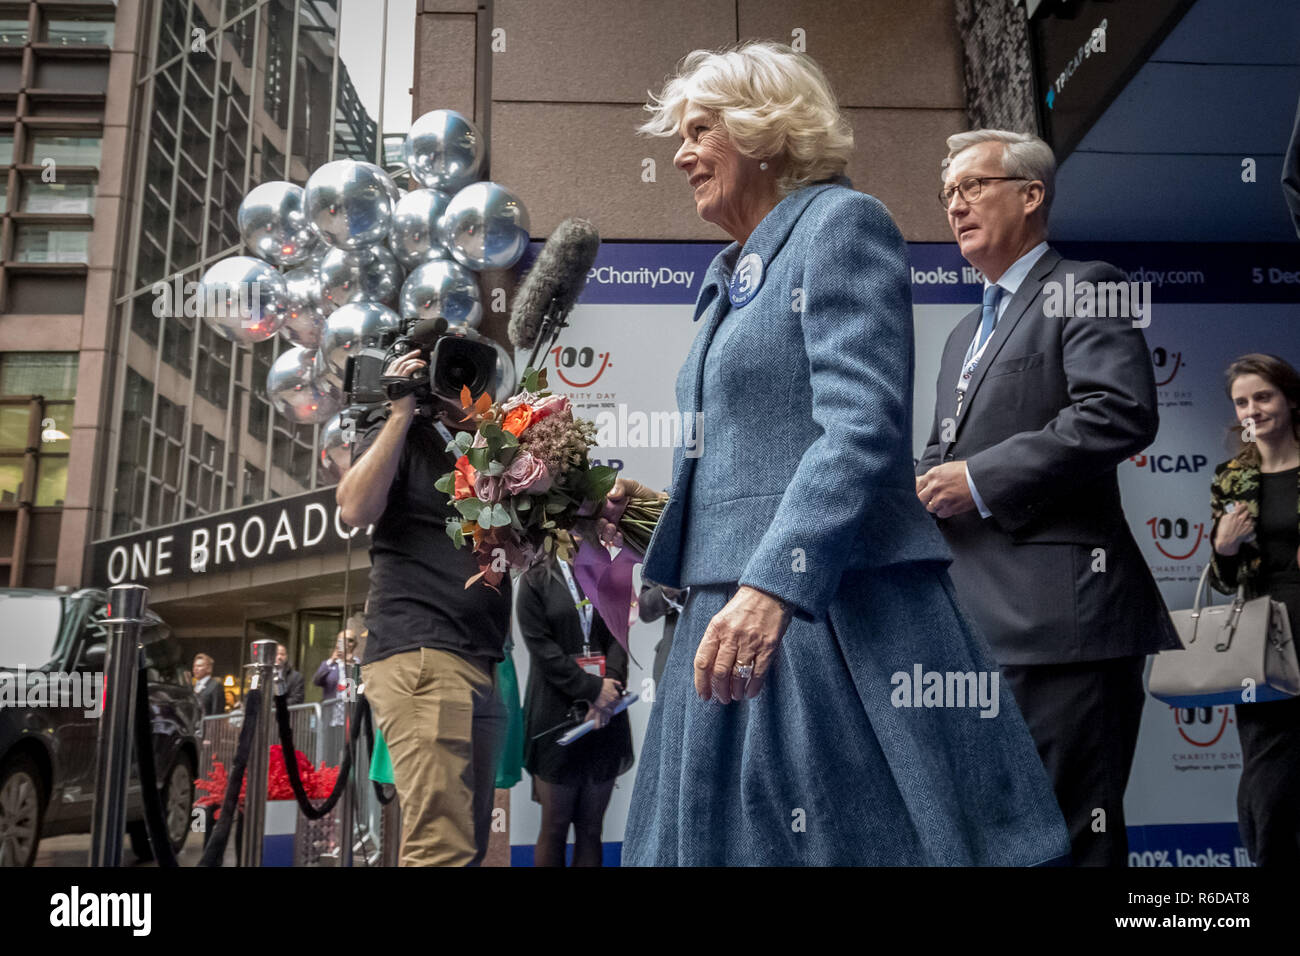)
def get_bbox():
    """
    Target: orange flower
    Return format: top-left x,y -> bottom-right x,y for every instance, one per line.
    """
453,455 -> 478,499
501,404 -> 535,437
